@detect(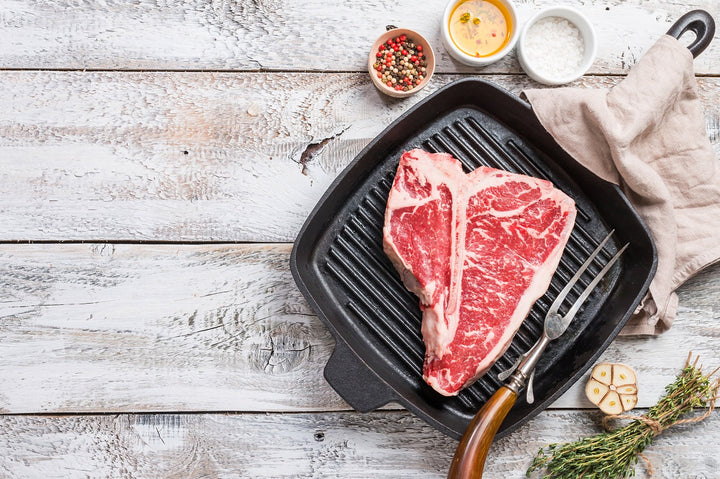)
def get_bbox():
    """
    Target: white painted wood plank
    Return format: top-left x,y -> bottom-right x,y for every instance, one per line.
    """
1,72 -> 719,242
0,243 -> 343,413
0,243 -> 717,414
0,0 -> 718,75
0,410 -> 717,478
